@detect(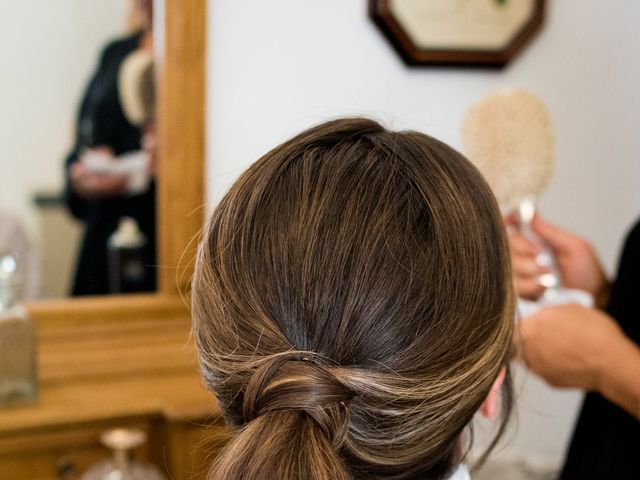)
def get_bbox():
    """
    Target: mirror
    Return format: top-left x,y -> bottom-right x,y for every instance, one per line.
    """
13,0 -> 205,335
1,0 -> 162,299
